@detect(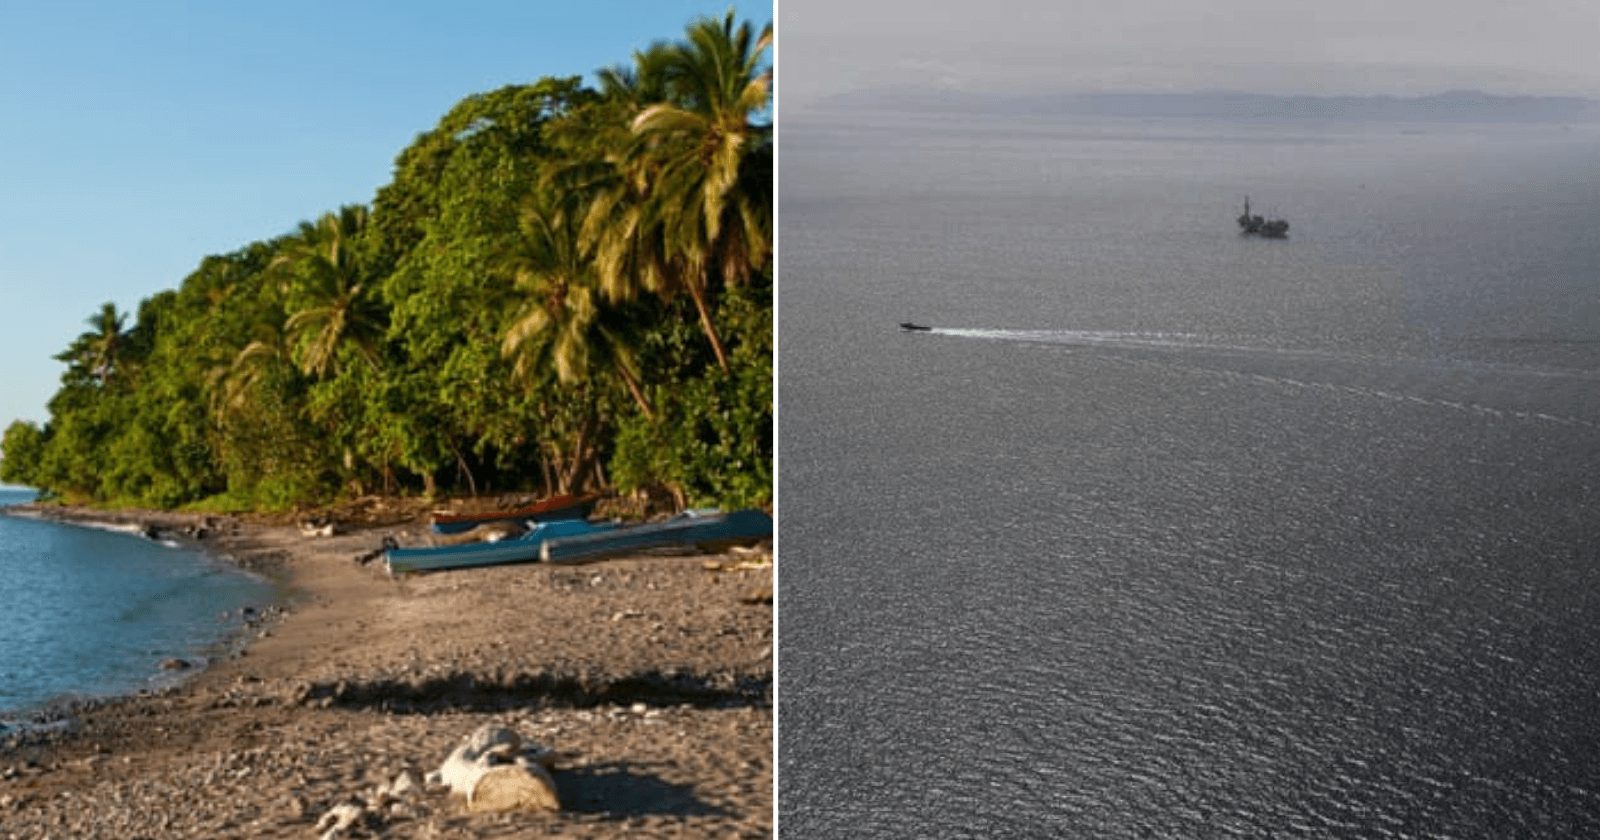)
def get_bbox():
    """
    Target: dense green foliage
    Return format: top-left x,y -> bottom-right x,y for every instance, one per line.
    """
3,14 -> 772,512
